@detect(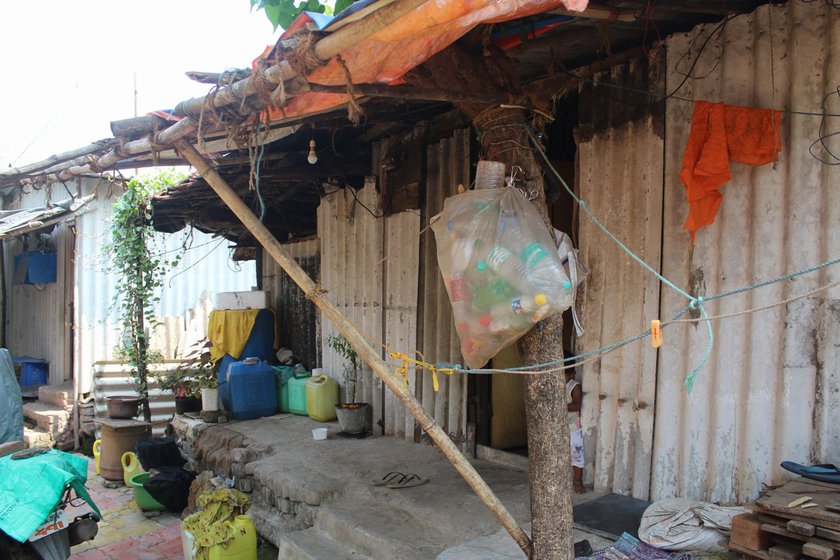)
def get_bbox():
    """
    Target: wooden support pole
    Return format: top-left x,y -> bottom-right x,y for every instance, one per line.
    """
174,138 -> 533,559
